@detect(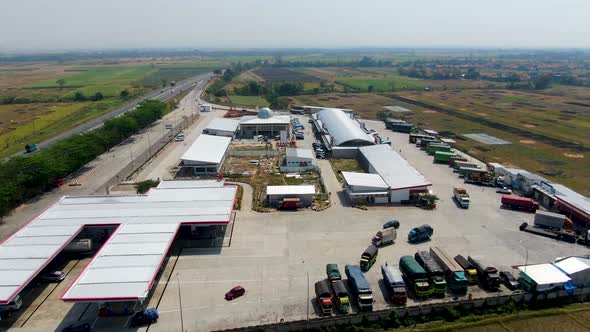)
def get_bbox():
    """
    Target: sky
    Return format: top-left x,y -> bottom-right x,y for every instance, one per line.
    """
1,0 -> 589,51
